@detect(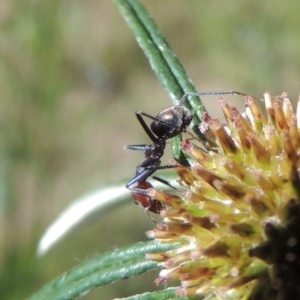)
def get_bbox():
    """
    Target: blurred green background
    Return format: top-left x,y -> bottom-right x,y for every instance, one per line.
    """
1,1 -> 300,299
